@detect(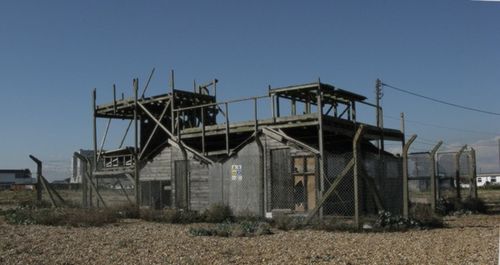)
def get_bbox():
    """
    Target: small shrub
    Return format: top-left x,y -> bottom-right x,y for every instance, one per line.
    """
113,205 -> 140,219
436,197 -> 486,215
140,208 -> 202,223
312,219 -> 359,232
174,210 -> 203,224
462,198 -> 486,213
189,227 -> 217,236
480,184 -> 500,190
410,204 -> 444,228
203,203 -> 233,223
18,199 -> 52,209
272,215 -> 303,231
189,221 -> 272,237
374,210 -> 443,231
235,209 -> 265,222
4,207 -> 117,227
